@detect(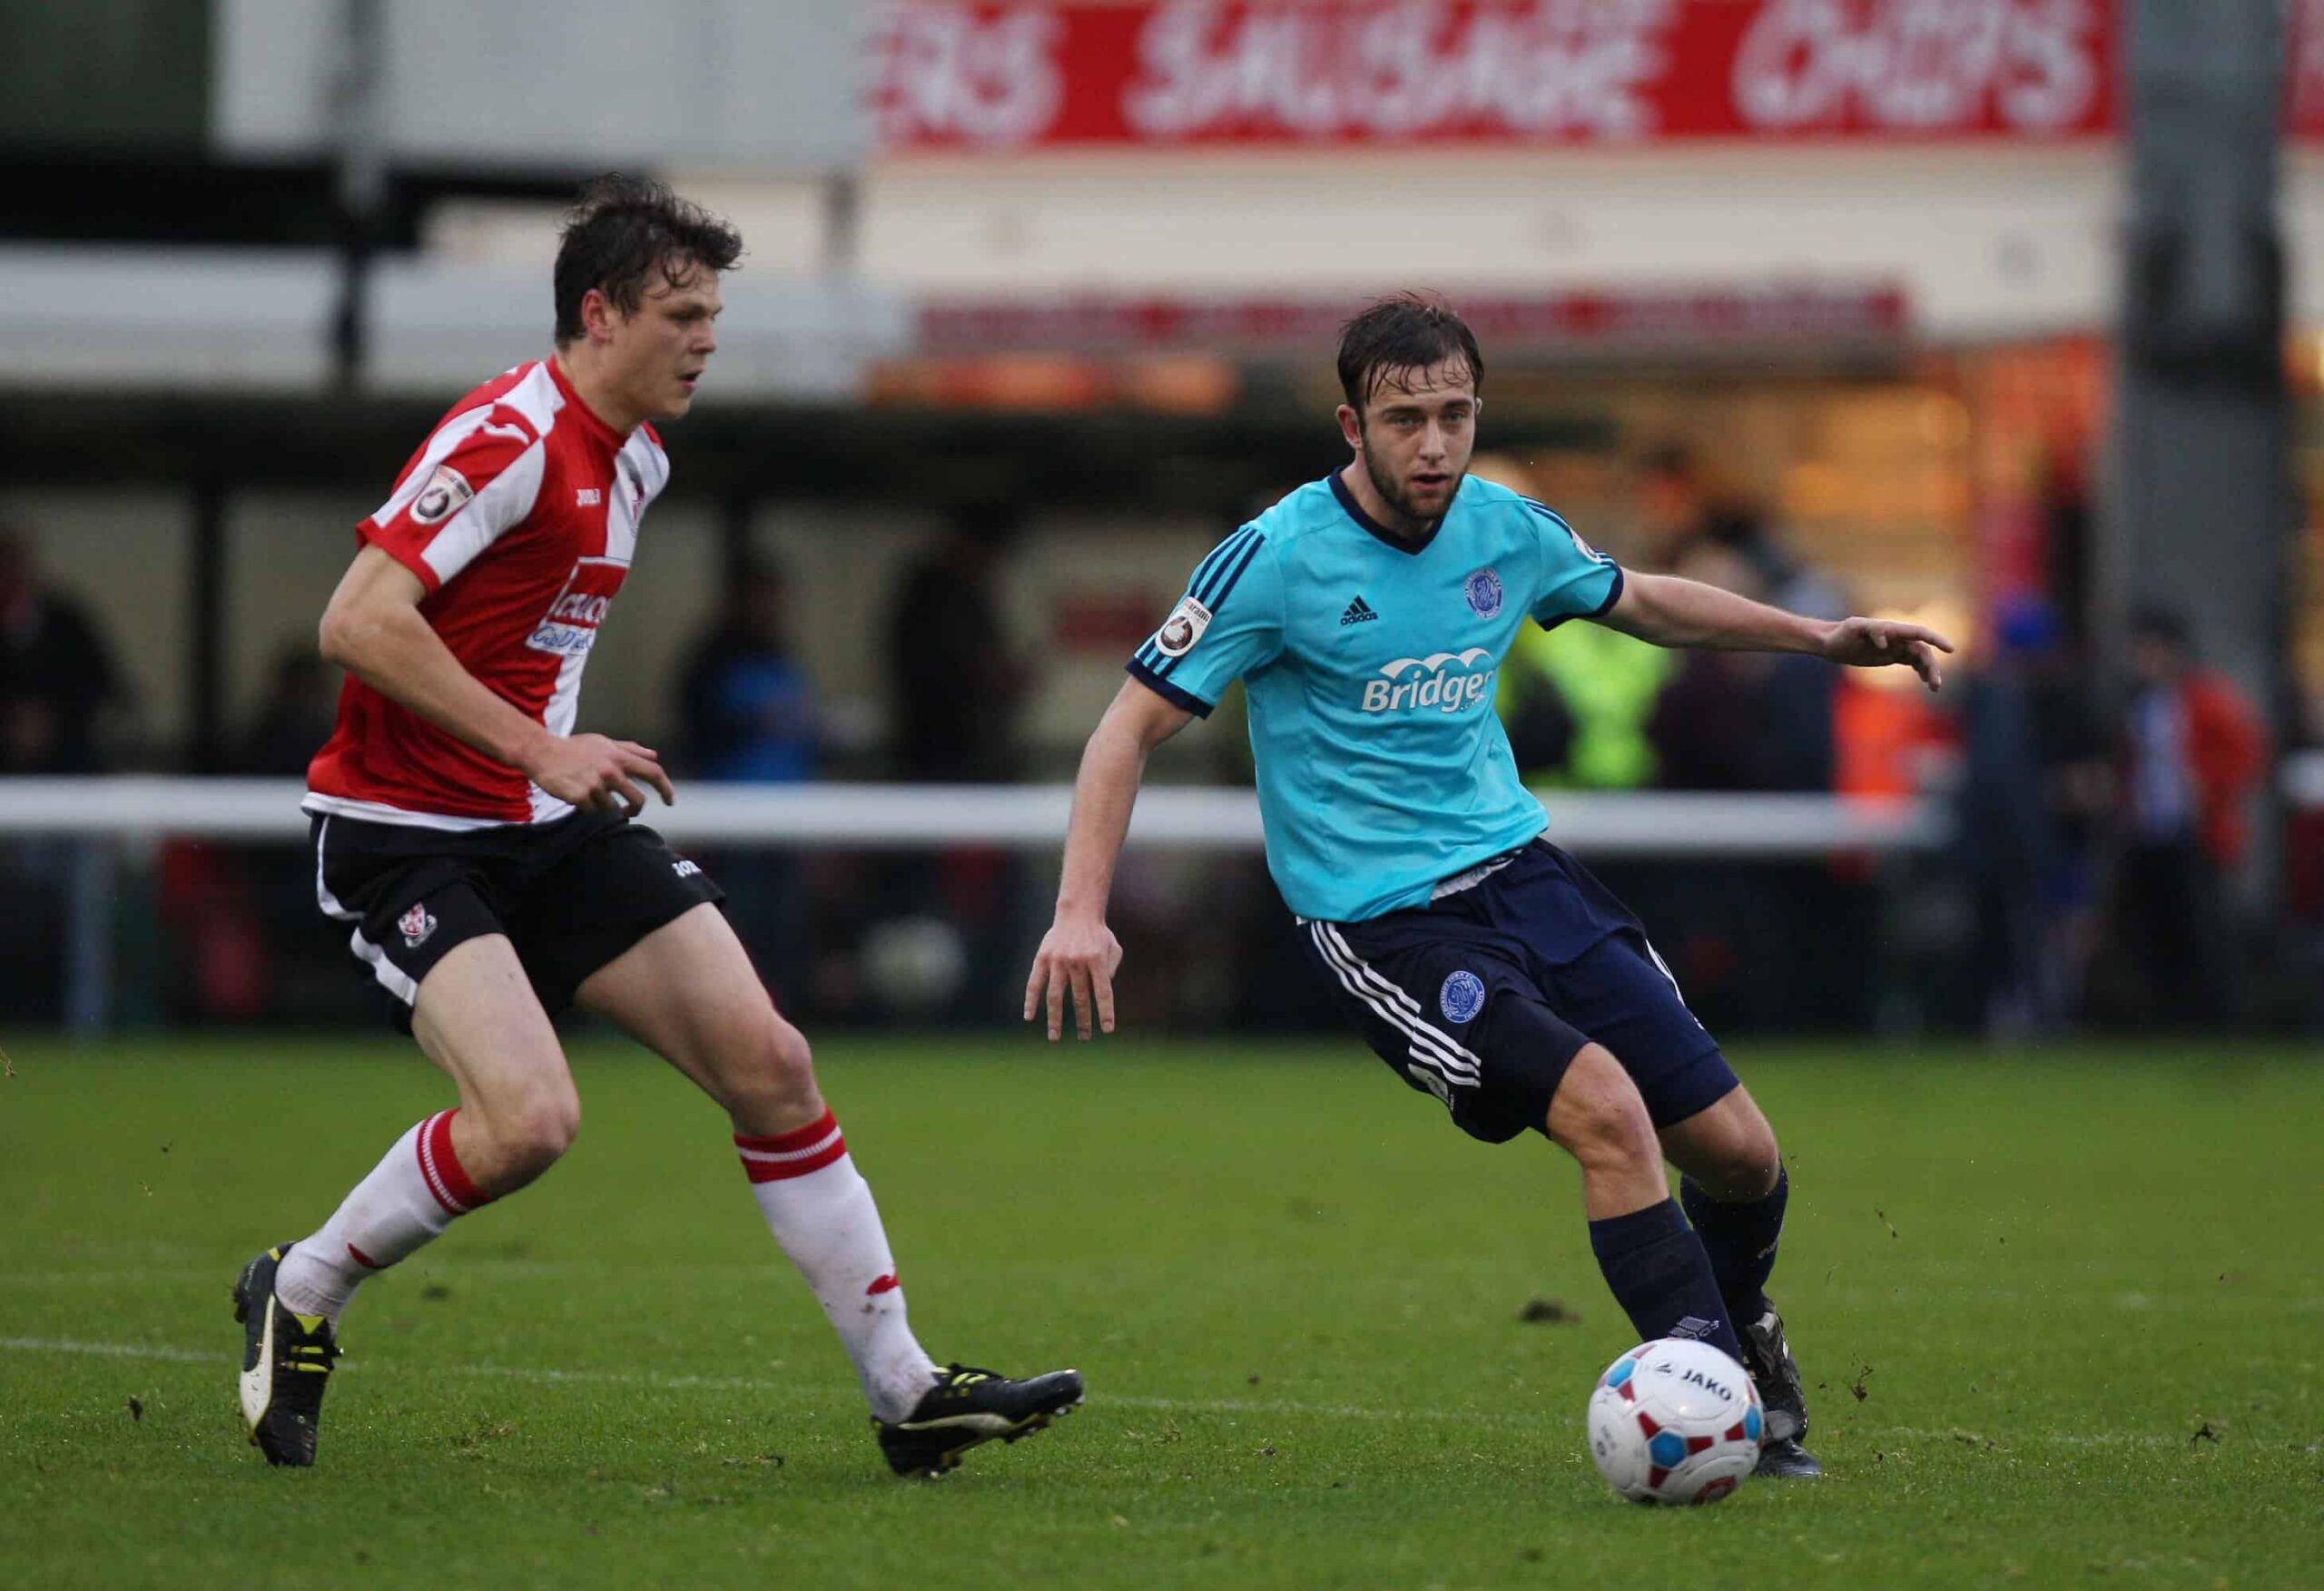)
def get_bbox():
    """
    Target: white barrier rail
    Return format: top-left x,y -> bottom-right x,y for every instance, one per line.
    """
0,779 -> 1951,1034
15,762 -> 2322,1034
0,778 -> 1948,857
